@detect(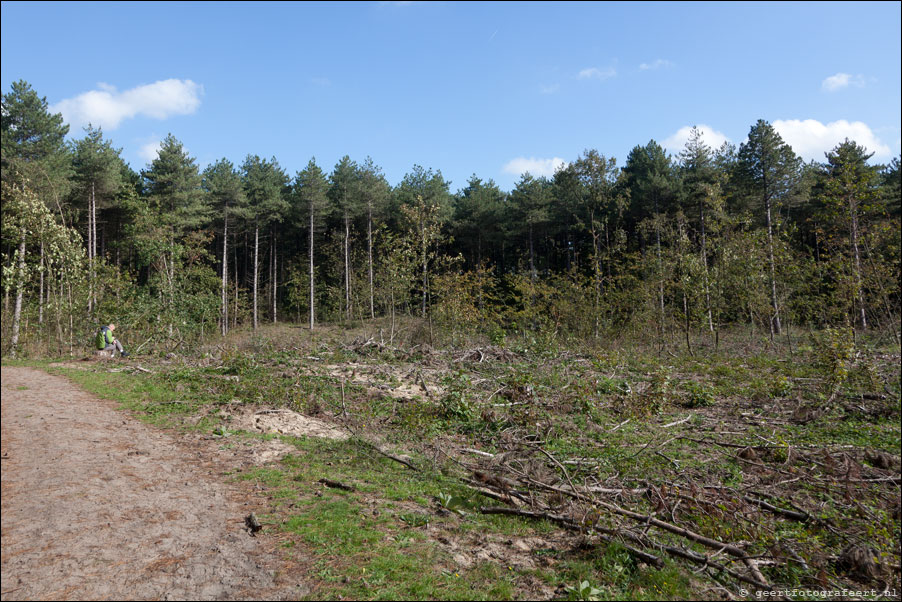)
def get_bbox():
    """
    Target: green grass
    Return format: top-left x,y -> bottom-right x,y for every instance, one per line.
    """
47,366 -> 205,428
5,327 -> 899,600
